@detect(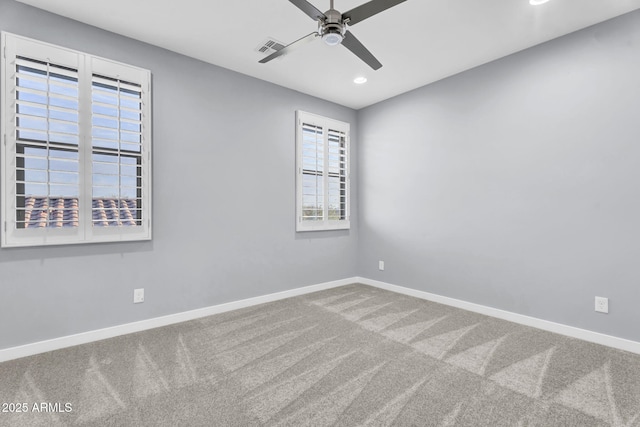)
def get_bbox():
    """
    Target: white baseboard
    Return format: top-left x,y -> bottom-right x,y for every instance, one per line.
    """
0,277 -> 353,363
3,276 -> 639,363
356,277 -> 640,355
